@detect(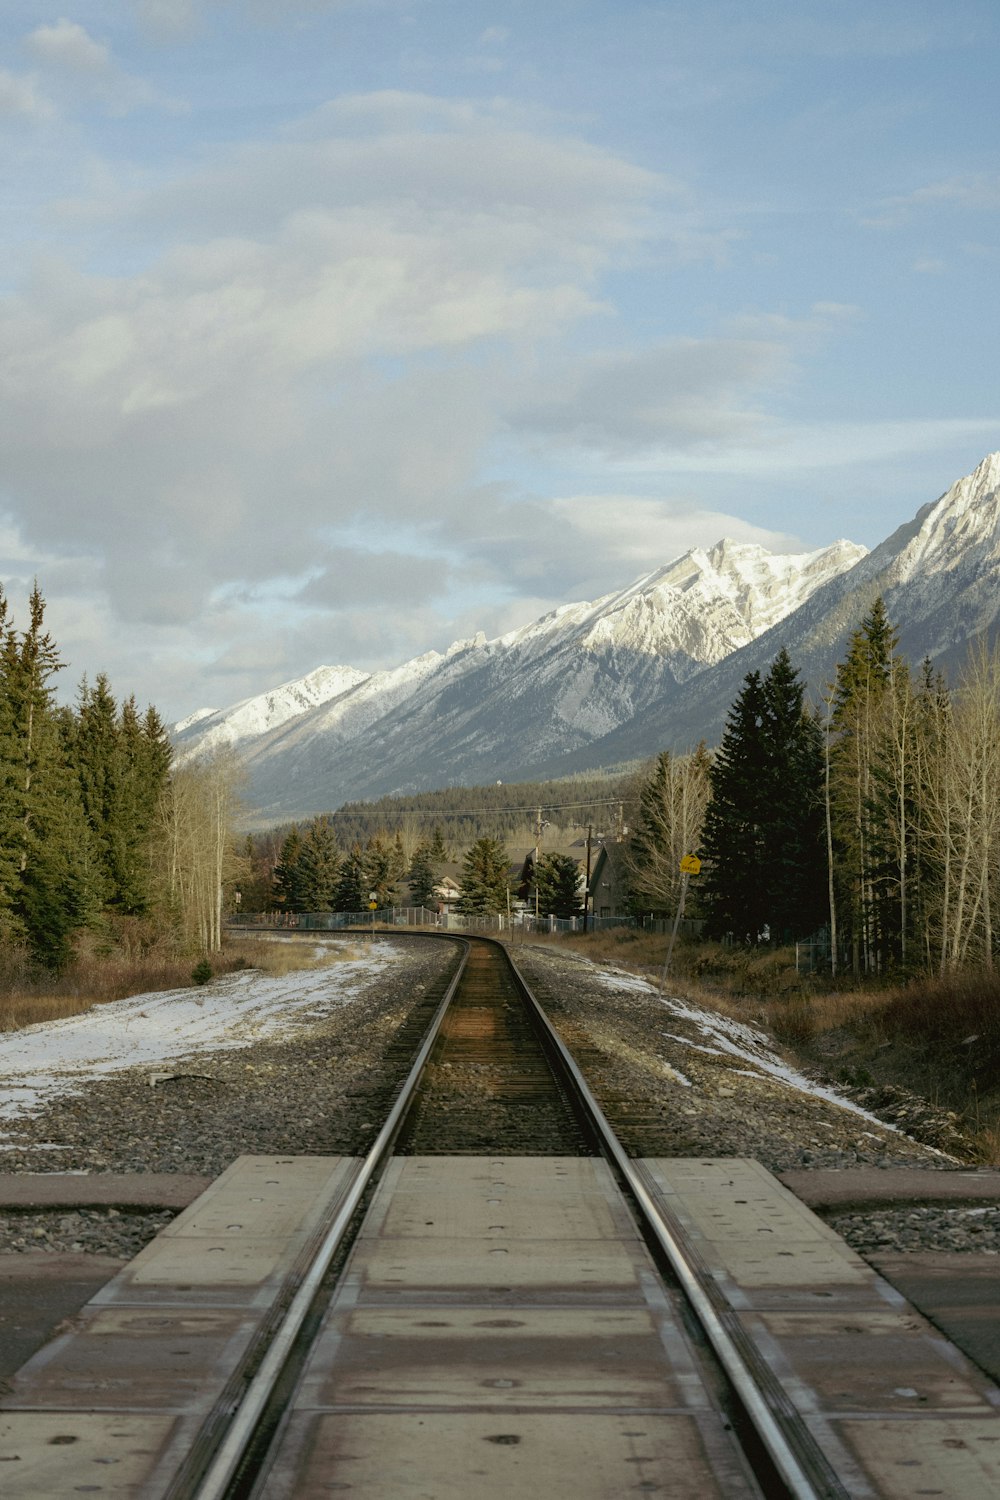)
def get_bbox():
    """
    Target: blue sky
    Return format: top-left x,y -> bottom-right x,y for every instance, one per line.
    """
0,1 -> 998,719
